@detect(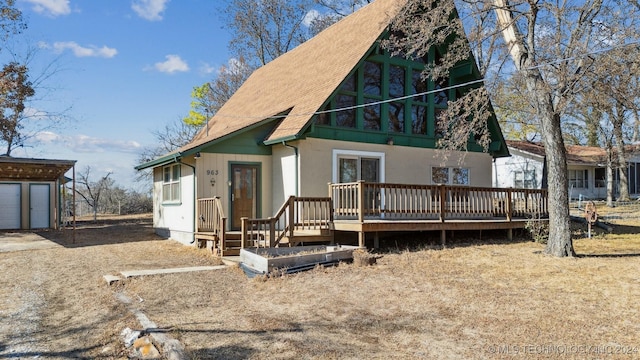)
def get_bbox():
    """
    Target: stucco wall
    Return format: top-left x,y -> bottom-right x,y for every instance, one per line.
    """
295,138 -> 494,197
